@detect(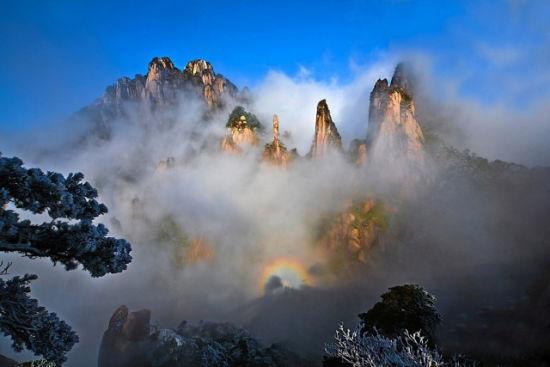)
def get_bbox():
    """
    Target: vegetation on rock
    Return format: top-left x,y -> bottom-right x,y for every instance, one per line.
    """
226,106 -> 263,131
